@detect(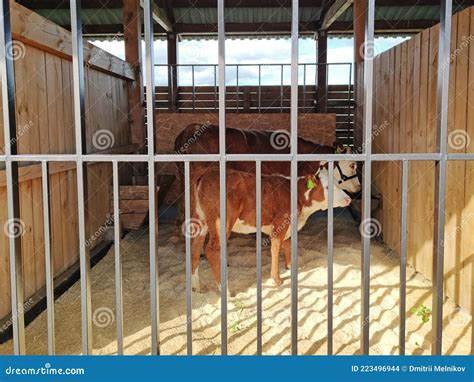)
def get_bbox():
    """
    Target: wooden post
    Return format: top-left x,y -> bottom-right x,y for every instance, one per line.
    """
123,0 -> 145,151
316,31 -> 328,113
353,0 -> 366,151
167,33 -> 178,112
